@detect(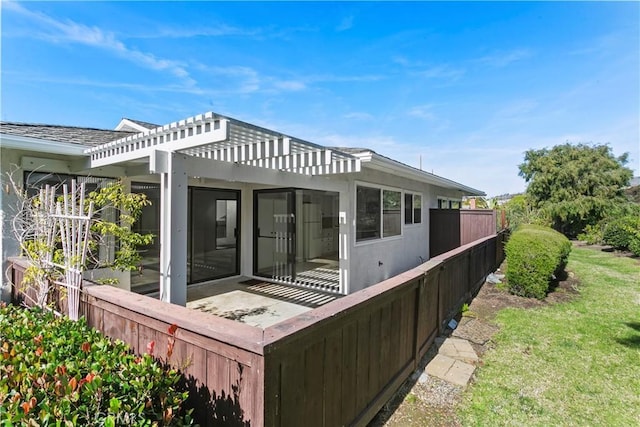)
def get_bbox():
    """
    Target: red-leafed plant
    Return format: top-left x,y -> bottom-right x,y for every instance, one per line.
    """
0,303 -> 193,425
